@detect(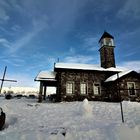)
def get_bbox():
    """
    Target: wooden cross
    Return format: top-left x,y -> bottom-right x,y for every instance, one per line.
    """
0,66 -> 17,94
